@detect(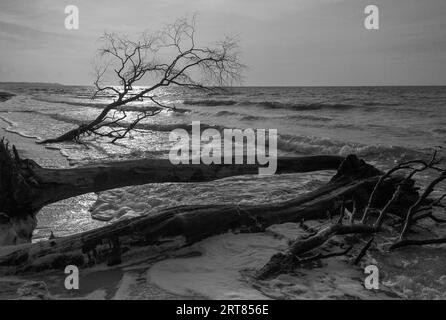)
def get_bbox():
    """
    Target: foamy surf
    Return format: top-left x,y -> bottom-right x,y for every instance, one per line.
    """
0,83 -> 445,300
